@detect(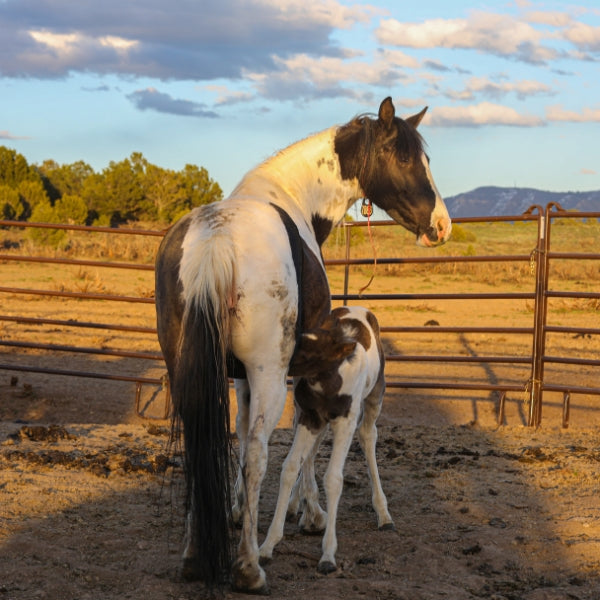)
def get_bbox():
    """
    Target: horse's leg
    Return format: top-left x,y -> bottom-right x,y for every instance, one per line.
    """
231,371 -> 288,593
357,391 -> 394,530
232,379 -> 250,527
318,412 -> 359,574
297,428 -> 328,534
259,423 -> 321,562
